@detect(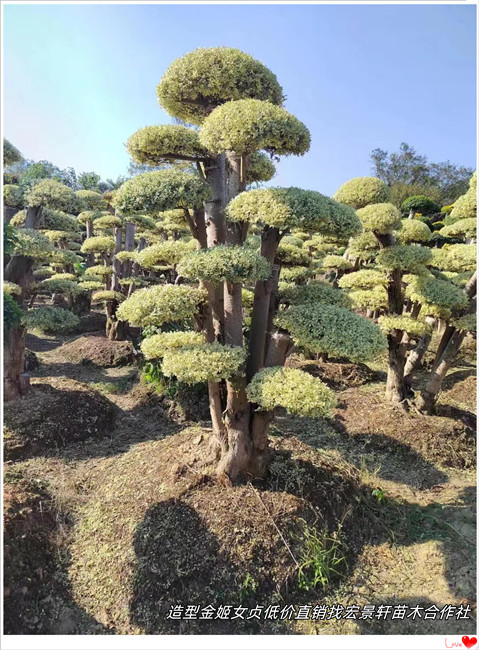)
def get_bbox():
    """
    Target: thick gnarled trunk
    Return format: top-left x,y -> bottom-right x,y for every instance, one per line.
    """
4,326 -> 28,402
